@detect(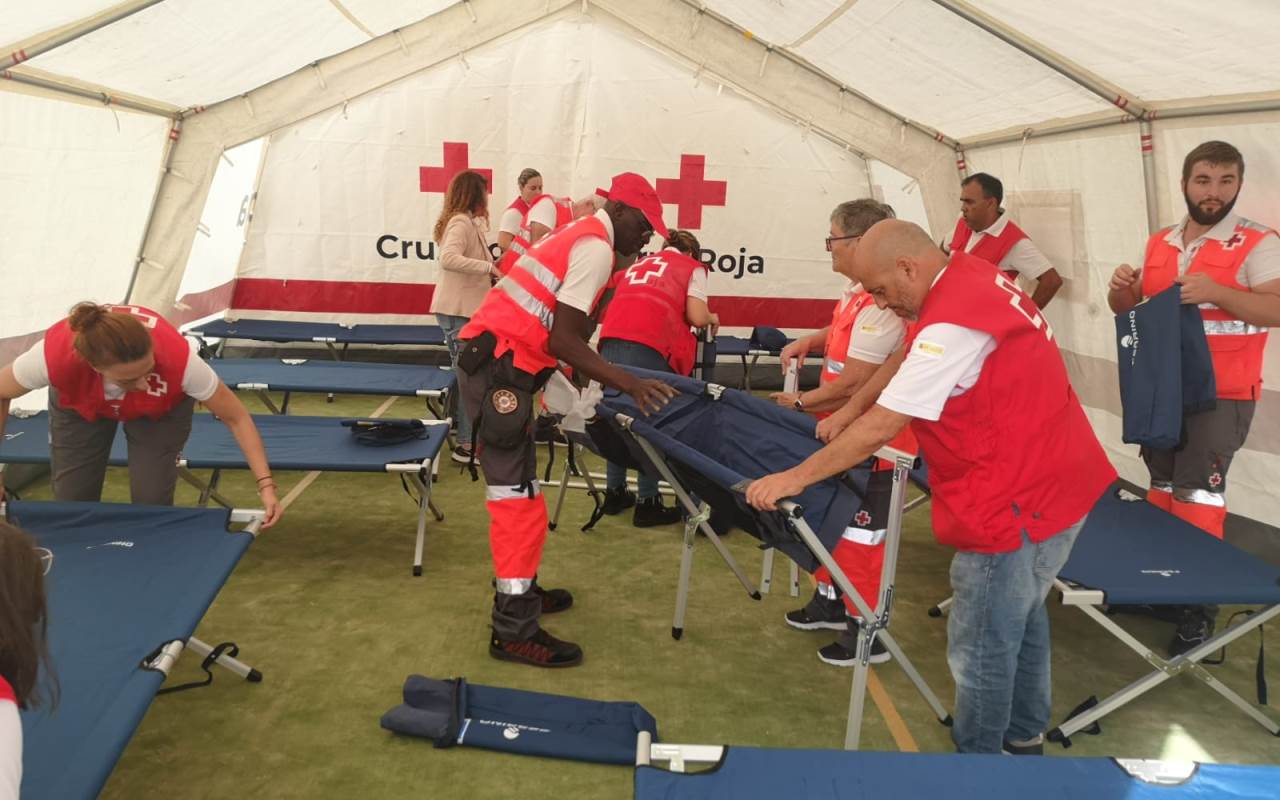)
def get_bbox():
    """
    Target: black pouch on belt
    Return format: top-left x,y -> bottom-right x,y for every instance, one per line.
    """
457,330 -> 497,375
